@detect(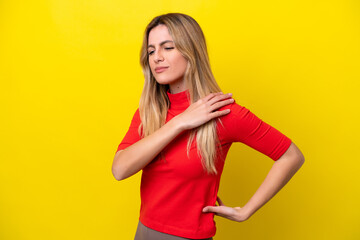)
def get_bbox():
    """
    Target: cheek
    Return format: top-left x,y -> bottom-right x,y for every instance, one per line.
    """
148,59 -> 156,74
174,55 -> 188,72
148,58 -> 154,68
